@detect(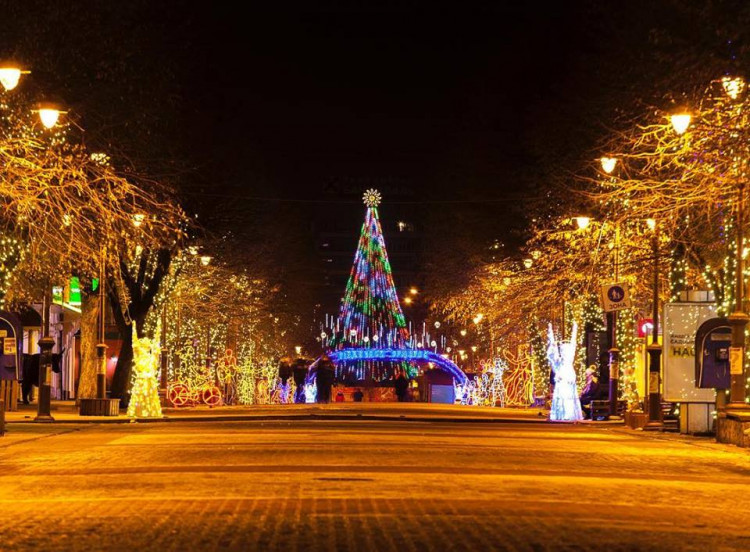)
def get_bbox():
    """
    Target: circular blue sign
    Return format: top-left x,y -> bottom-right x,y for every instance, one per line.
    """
607,285 -> 625,303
